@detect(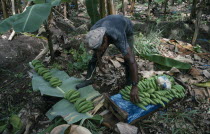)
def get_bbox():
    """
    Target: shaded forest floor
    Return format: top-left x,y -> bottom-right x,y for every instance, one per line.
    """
0,2 -> 210,134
